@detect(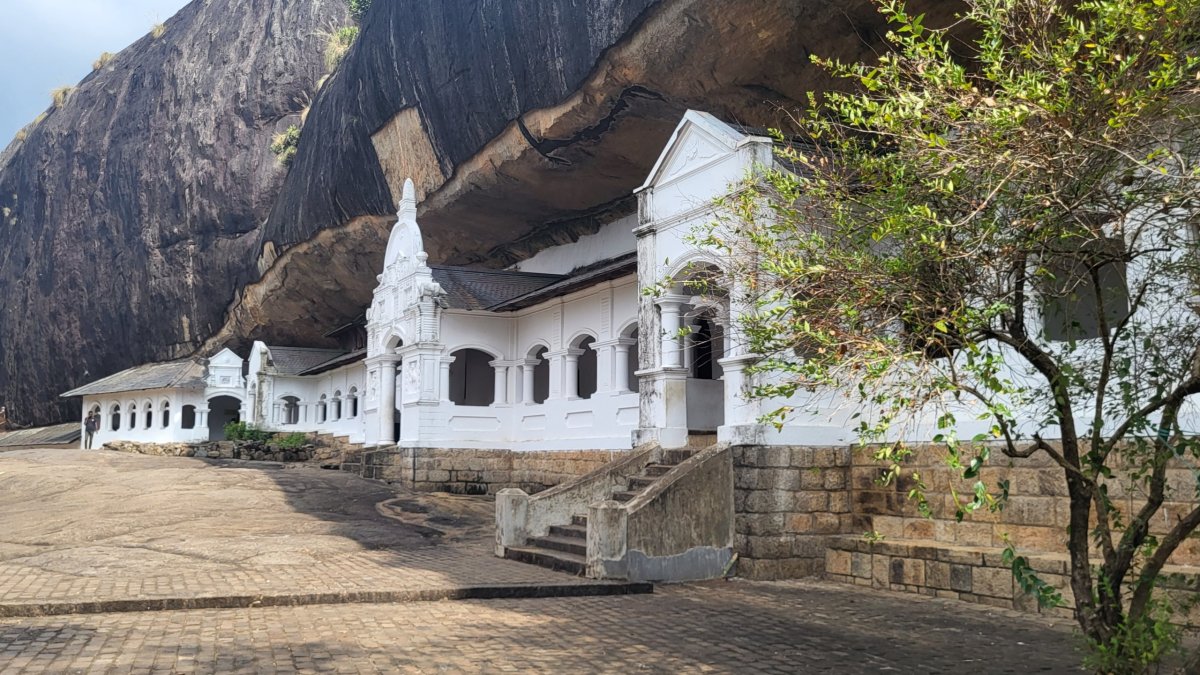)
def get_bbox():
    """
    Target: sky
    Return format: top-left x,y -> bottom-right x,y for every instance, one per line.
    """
0,0 -> 191,143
